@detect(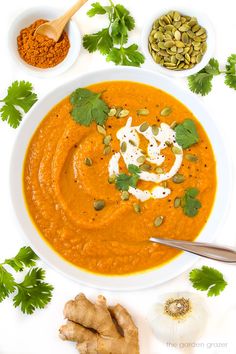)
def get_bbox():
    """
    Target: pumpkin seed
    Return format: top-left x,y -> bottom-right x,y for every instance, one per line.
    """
118,109 -> 129,118
121,141 -> 127,153
108,174 -> 116,184
137,155 -> 146,164
172,173 -> 185,183
176,53 -> 184,61
152,124 -> 159,135
160,106 -> 172,116
172,146 -> 182,154
156,167 -> 164,174
137,108 -> 150,116
174,30 -> 181,40
129,139 -> 136,146
165,141 -> 171,147
139,122 -> 149,132
192,24 -> 200,32
103,135 -> 111,145
161,181 -> 168,188
179,24 -> 190,32
108,108 -> 116,117
173,11 -> 181,21
133,203 -> 141,213
103,146 -> 111,155
121,191 -> 129,201
115,107 -> 123,117
84,157 -> 93,166
182,32 -> 189,44
164,40 -> 175,48
154,216 -> 164,227
140,163 -> 151,171
185,153 -> 198,162
170,46 -> 177,53
175,41 -> 185,48
196,28 -> 205,36
97,125 -> 106,135
94,200 -> 105,211
174,197 -> 181,208
170,121 -> 177,129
